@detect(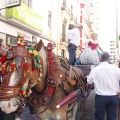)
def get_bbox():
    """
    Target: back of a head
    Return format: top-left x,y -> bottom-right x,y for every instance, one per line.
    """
68,24 -> 75,29
100,52 -> 110,62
